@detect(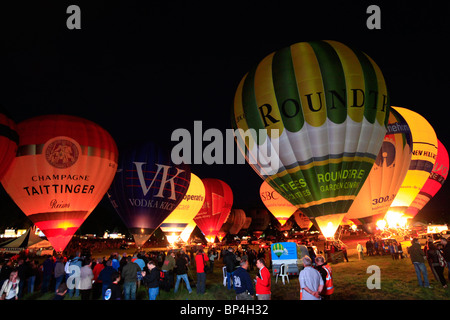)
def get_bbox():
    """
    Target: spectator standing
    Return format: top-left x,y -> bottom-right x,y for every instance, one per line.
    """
426,241 -> 447,288
79,258 -> 94,300
161,250 -> 176,292
54,256 -> 65,294
67,252 -> 82,298
142,260 -> 160,300
40,255 -> 54,294
195,249 -> 208,294
208,249 -> 218,274
174,252 -> 192,294
255,258 -> 271,300
104,271 -> 122,300
233,258 -> 254,300
121,256 -> 141,300
314,255 -> 334,300
441,238 -> 450,281
299,256 -> 323,300
408,238 -> 431,288
92,257 -> 104,299
356,243 -> 364,260
0,270 -> 20,300
98,260 -> 115,300
223,247 -> 237,289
